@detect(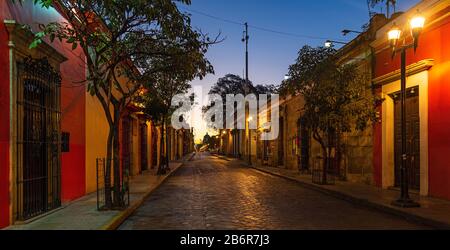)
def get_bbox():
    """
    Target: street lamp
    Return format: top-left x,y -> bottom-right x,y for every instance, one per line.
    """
388,11 -> 425,208
342,29 -> 362,36
247,116 -> 253,165
324,40 -> 347,48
